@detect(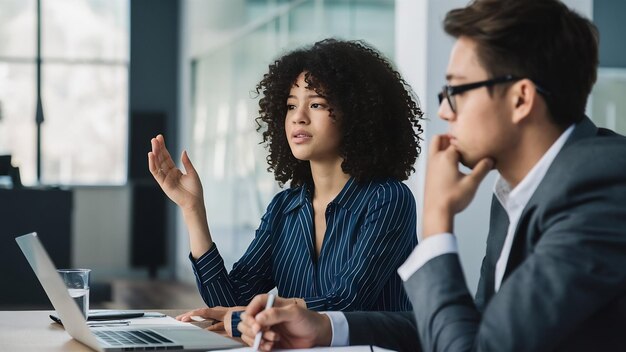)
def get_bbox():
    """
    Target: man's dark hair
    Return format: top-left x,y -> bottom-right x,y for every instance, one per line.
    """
255,39 -> 423,187
444,0 -> 599,127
